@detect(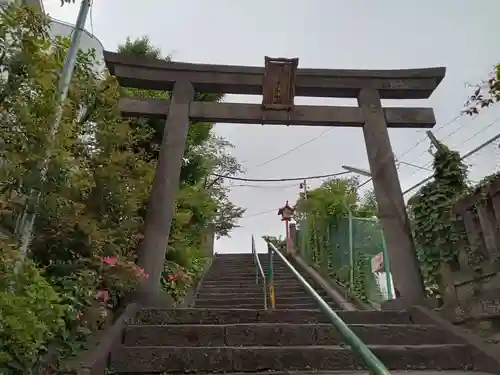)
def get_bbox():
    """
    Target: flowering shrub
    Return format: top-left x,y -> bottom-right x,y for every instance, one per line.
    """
161,261 -> 193,302
95,255 -> 149,309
